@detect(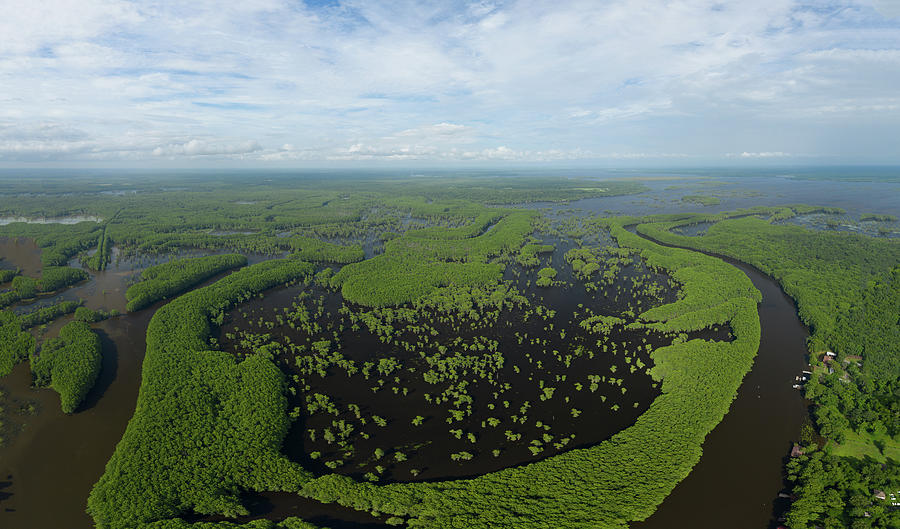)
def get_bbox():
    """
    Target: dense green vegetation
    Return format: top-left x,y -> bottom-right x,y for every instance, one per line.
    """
785,446 -> 899,529
125,254 -> 248,311
88,258 -> 316,529
0,310 -> 35,377
330,210 -> 536,306
39,266 -> 90,291
860,213 -> 898,222
633,206 -> 900,526
20,299 -> 82,328
680,194 -> 720,206
0,266 -> 87,309
636,209 -> 900,440
289,235 -> 365,263
31,321 -> 103,413
75,306 -> 118,323
0,267 -> 18,283
83,221 -> 115,270
144,519 -> 329,529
